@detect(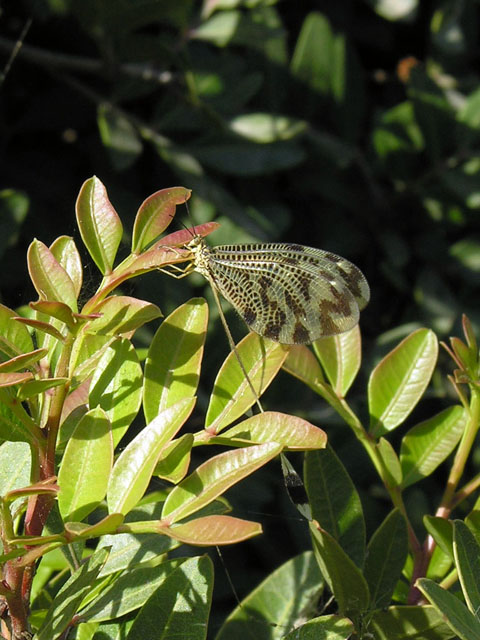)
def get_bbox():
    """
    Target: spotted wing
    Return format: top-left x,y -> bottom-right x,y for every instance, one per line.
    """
206,243 -> 369,344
